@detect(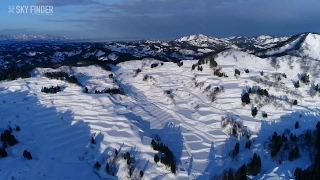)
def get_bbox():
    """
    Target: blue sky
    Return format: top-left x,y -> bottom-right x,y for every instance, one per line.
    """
1,0 -> 320,40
